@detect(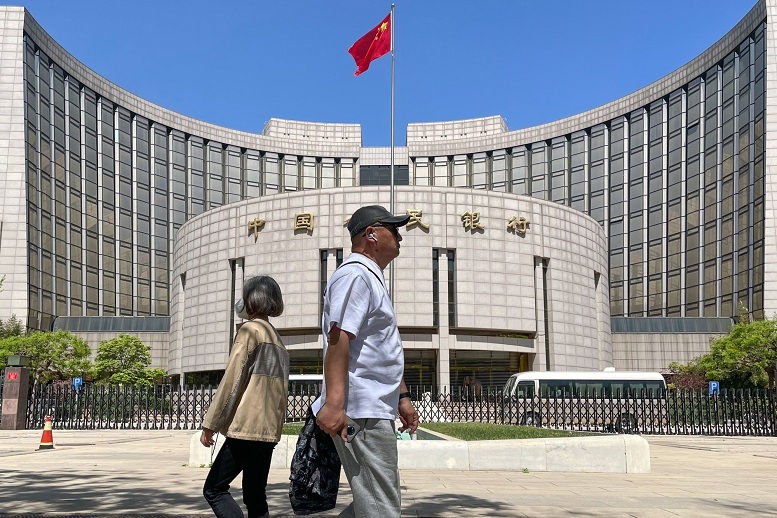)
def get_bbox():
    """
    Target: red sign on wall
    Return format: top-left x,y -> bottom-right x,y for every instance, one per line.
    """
6,372 -> 18,381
